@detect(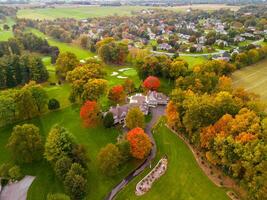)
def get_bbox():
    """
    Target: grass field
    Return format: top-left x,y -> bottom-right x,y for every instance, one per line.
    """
116,121 -> 229,200
181,55 -> 207,68
168,4 -> 240,12
231,59 -> 267,102
26,28 -> 94,59
0,17 -> 15,41
0,105 -> 138,200
17,6 -> 149,20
